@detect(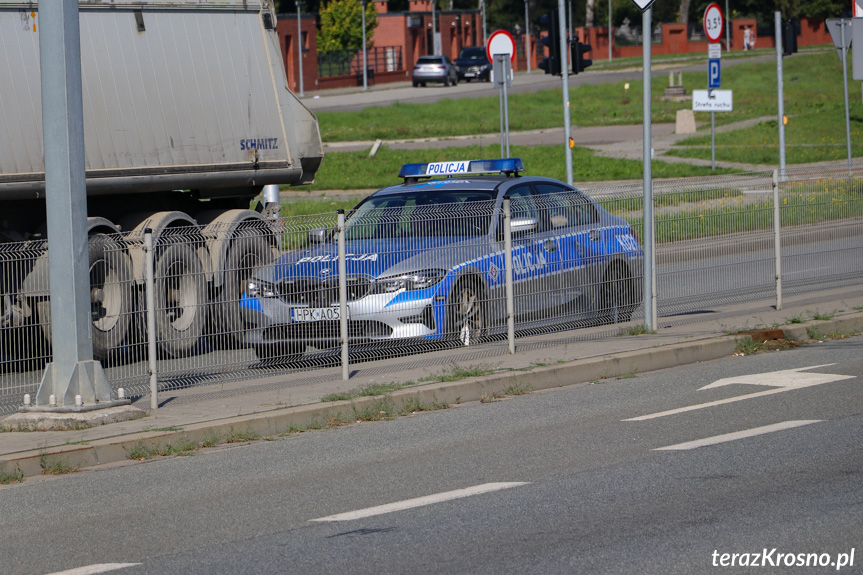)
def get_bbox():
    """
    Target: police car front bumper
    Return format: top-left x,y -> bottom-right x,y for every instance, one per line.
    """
239,292 -> 440,349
